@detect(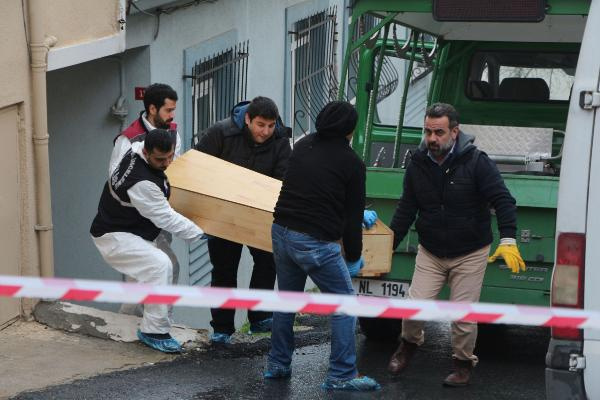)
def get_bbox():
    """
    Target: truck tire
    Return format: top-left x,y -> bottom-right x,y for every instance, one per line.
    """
358,317 -> 402,342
